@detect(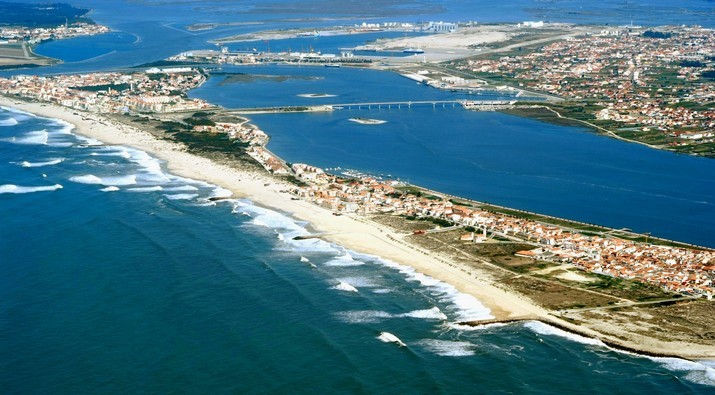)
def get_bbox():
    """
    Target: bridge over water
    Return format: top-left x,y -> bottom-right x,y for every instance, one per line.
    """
226,100 -> 515,113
